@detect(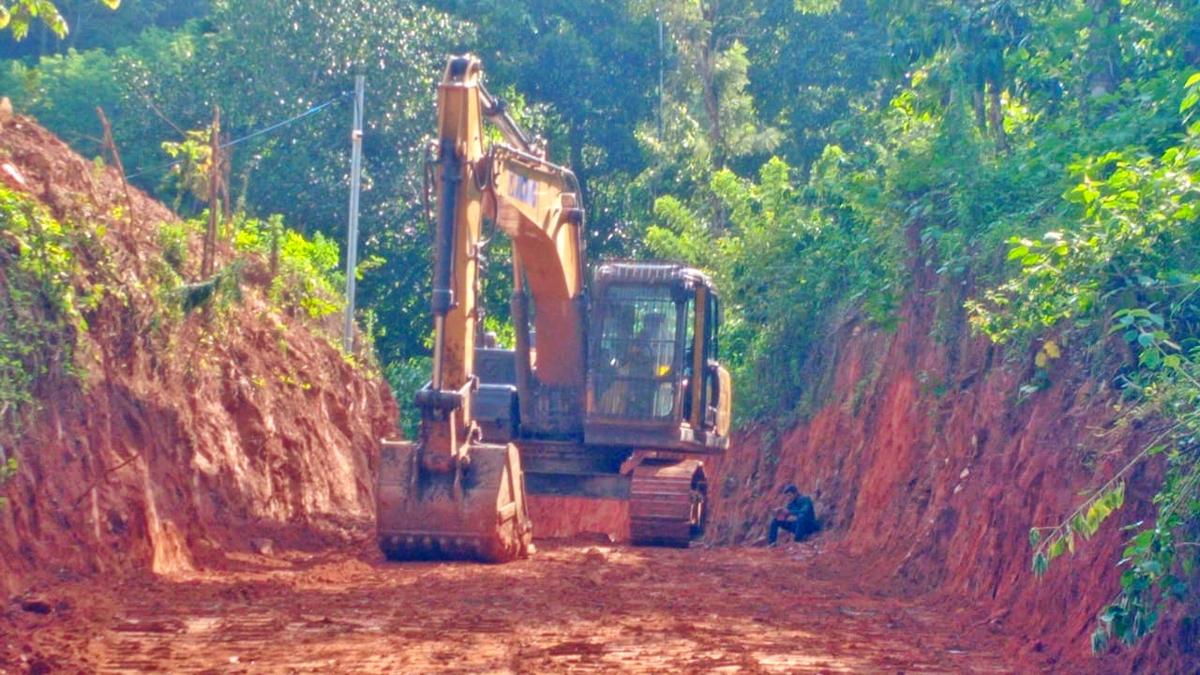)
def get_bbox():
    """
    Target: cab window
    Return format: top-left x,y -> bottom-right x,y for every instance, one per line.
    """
591,284 -> 679,420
